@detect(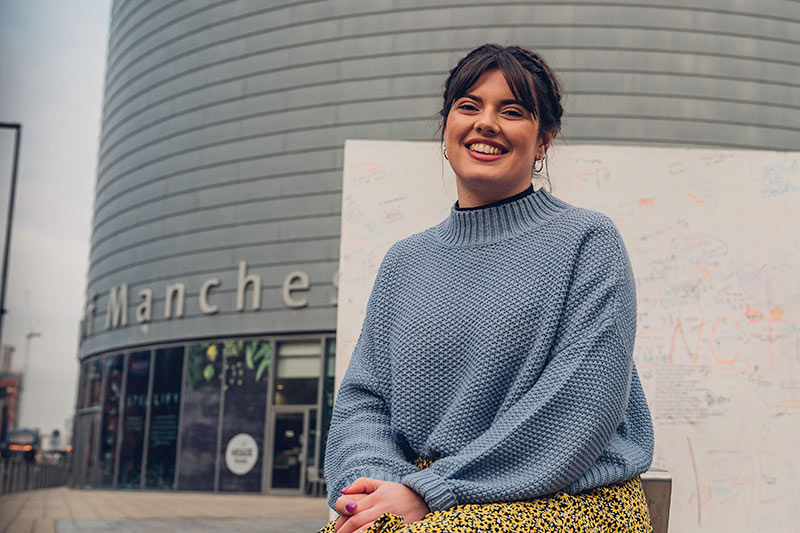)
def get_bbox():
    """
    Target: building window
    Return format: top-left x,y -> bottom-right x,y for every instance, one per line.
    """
97,354 -> 123,488
177,342 -> 222,491
320,338 -> 336,474
86,359 -> 103,407
216,339 -> 270,492
73,333 -> 333,494
144,347 -> 184,489
274,341 -> 321,405
75,414 -> 98,487
76,362 -> 88,410
117,350 -> 150,488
